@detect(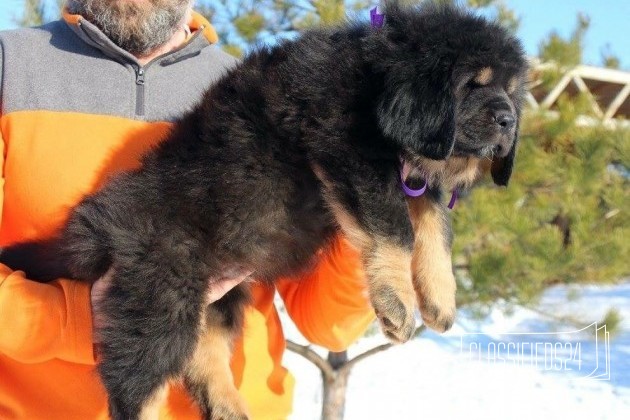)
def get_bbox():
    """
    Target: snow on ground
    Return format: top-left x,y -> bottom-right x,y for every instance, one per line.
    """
281,282 -> 630,419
